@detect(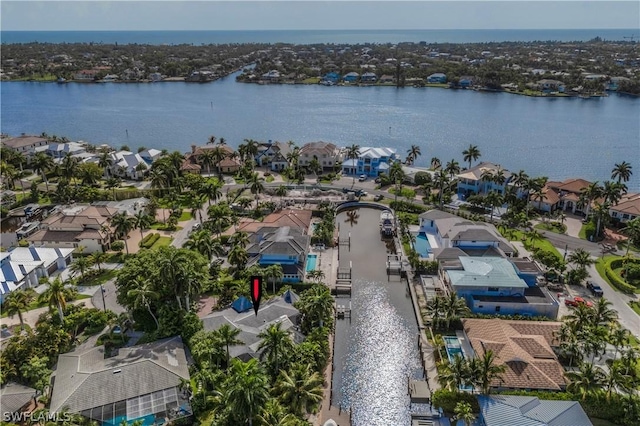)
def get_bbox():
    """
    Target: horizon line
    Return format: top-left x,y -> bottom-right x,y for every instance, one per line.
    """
3,28 -> 638,32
